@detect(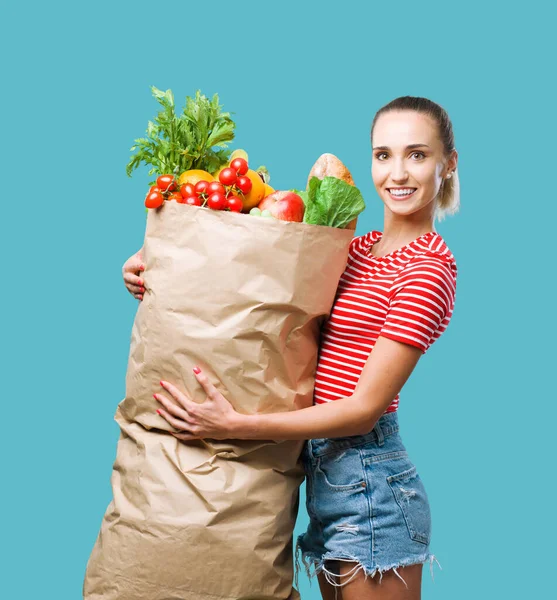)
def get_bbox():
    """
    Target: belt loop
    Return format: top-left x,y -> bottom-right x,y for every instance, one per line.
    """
307,439 -> 316,460
373,420 -> 385,446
